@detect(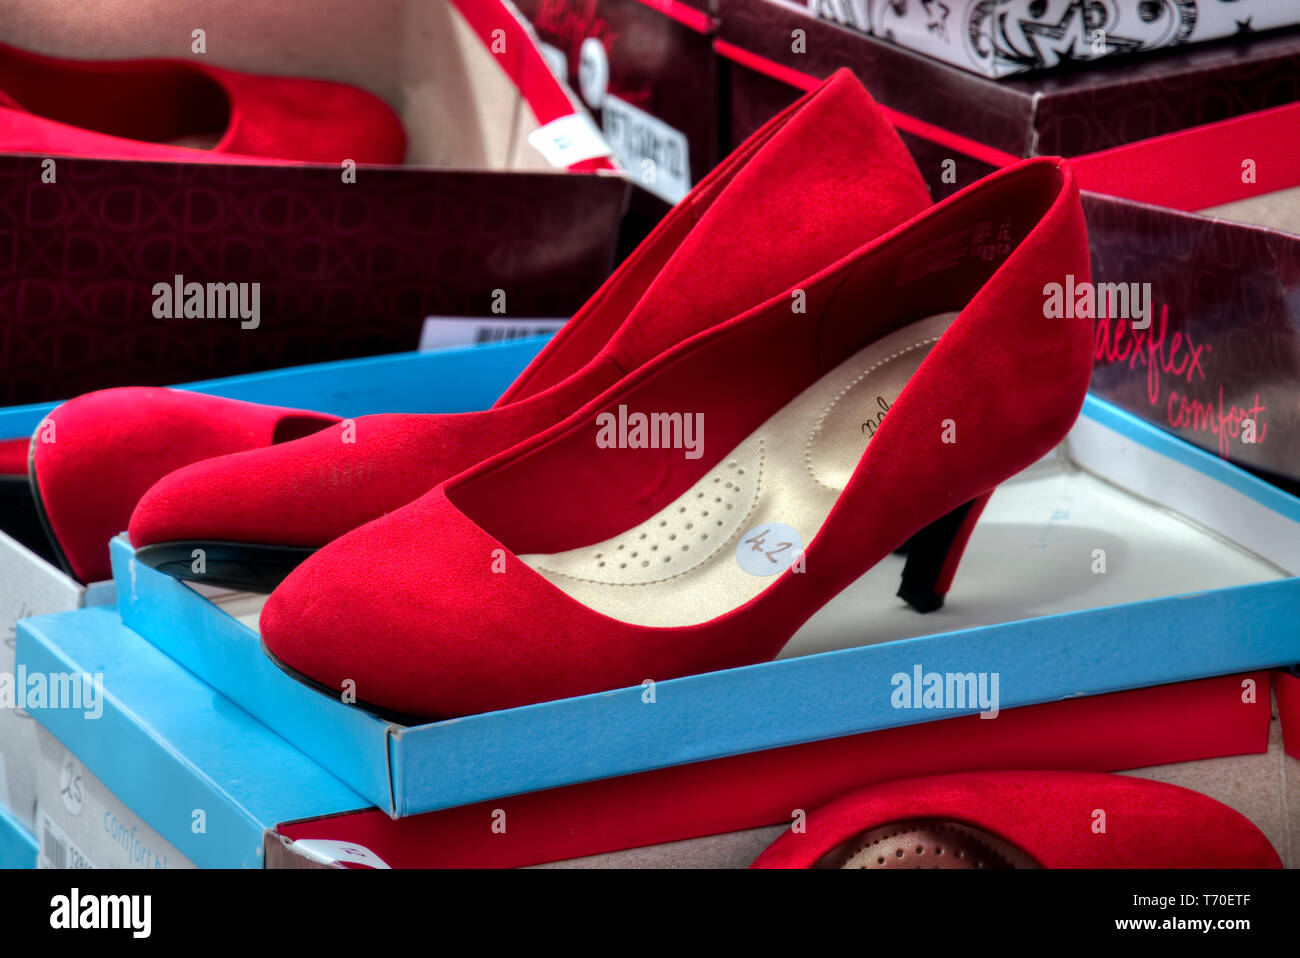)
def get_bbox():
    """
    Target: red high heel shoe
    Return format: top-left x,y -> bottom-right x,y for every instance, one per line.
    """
128,70 -> 933,590
750,771 -> 1282,868
259,156 -> 1093,720
0,40 -> 405,163
30,389 -> 338,583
